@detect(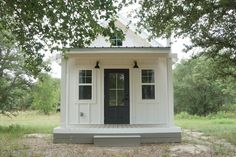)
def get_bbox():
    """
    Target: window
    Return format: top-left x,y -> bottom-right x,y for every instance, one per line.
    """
111,34 -> 122,46
141,69 -> 155,99
79,70 -> 92,100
